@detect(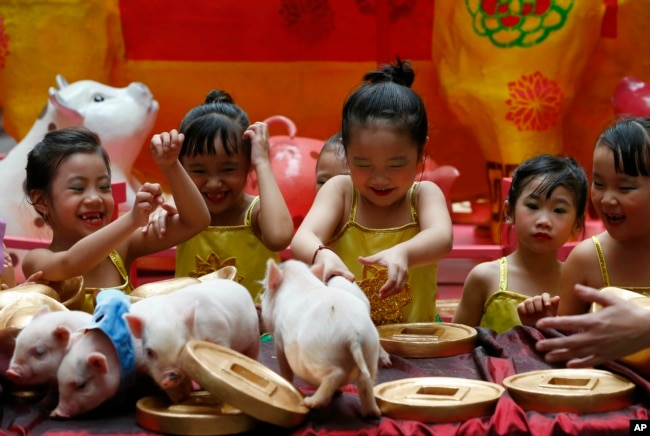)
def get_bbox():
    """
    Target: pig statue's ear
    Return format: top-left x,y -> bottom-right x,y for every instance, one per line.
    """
265,259 -> 283,293
310,263 -> 325,282
53,326 -> 71,347
87,352 -> 109,375
123,314 -> 143,339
